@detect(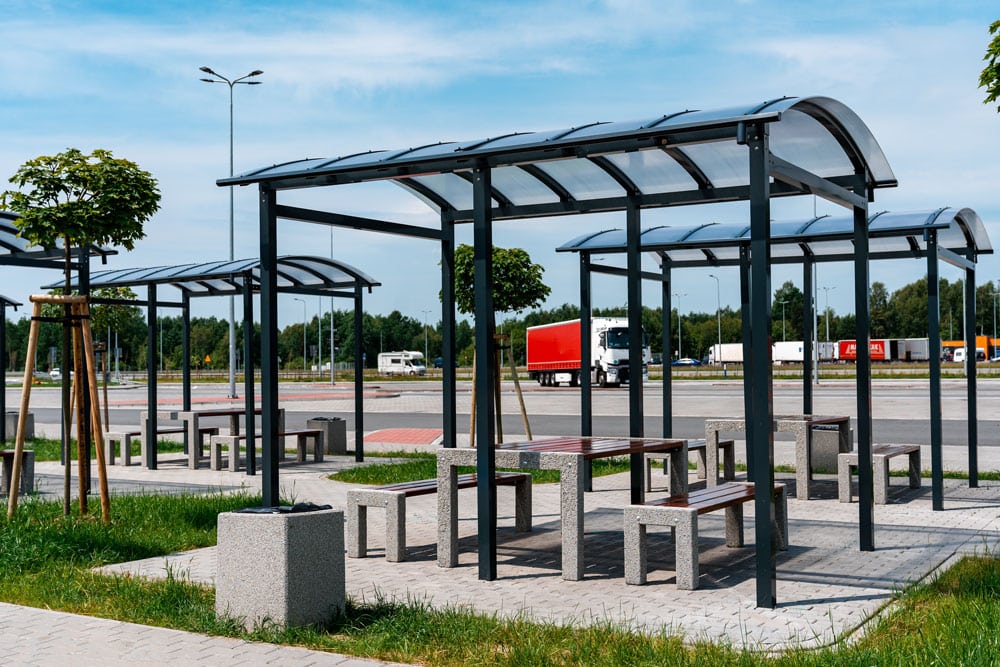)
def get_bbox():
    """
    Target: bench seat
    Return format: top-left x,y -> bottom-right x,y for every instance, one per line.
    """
209,429 -> 324,472
838,445 -> 920,504
105,426 -> 220,467
624,481 -> 787,588
645,438 -> 735,492
348,472 -> 532,562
